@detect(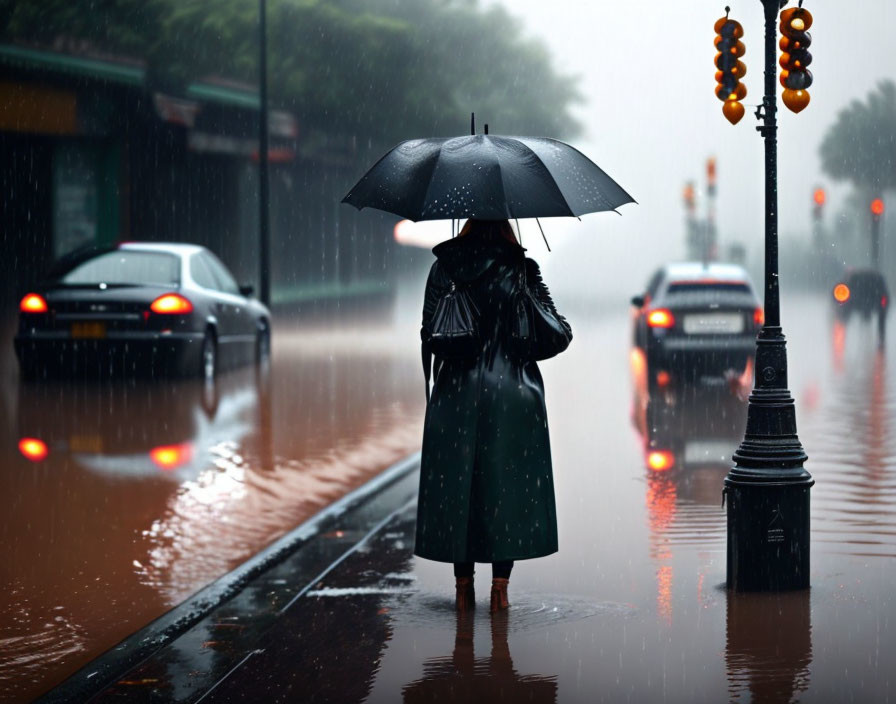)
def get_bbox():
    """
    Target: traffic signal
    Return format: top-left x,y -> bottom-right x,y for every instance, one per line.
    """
813,187 -> 825,219
707,157 -> 717,197
871,198 -> 885,220
714,11 -> 747,125
779,5 -> 813,113
683,182 -> 696,212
